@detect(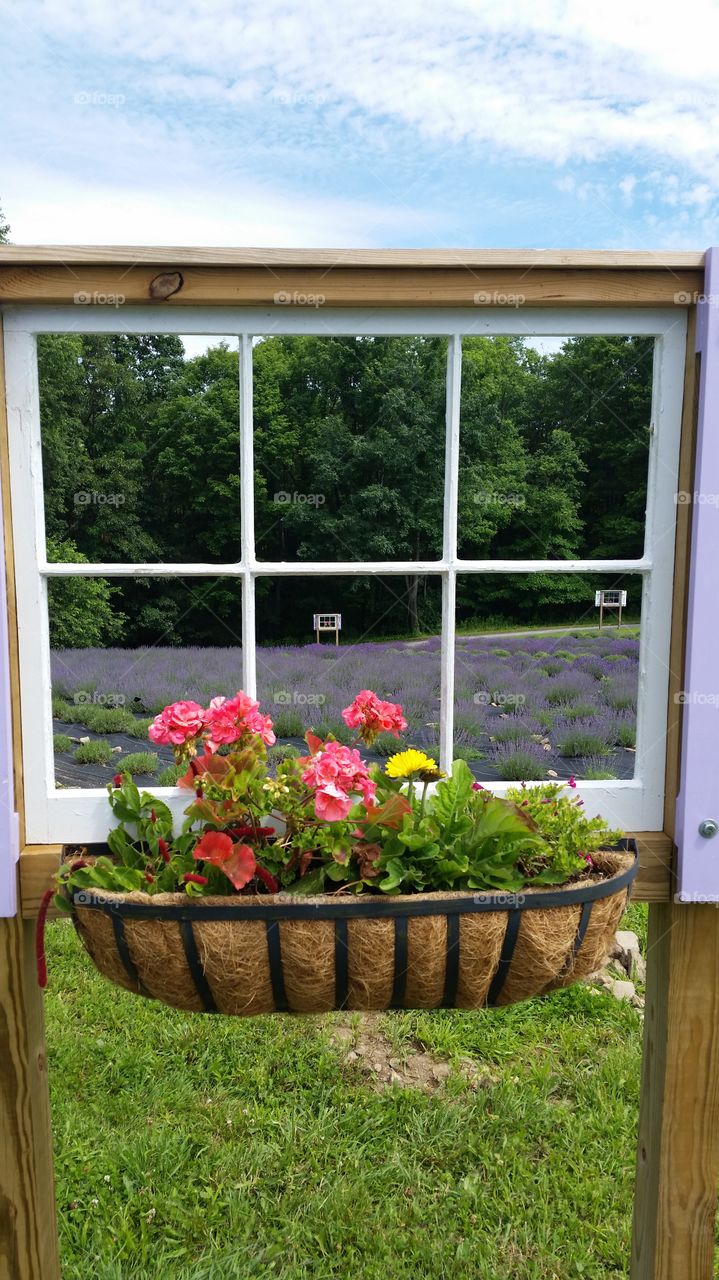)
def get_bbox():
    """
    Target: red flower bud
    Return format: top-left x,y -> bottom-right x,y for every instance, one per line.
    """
183,873 -> 208,885
158,839 -> 171,864
254,864 -> 279,893
113,774 -> 123,787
